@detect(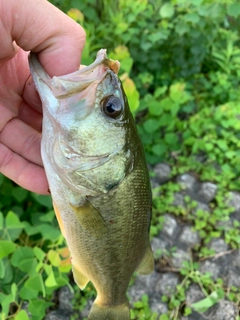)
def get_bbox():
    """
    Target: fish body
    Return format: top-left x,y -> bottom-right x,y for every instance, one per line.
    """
29,50 -> 154,320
